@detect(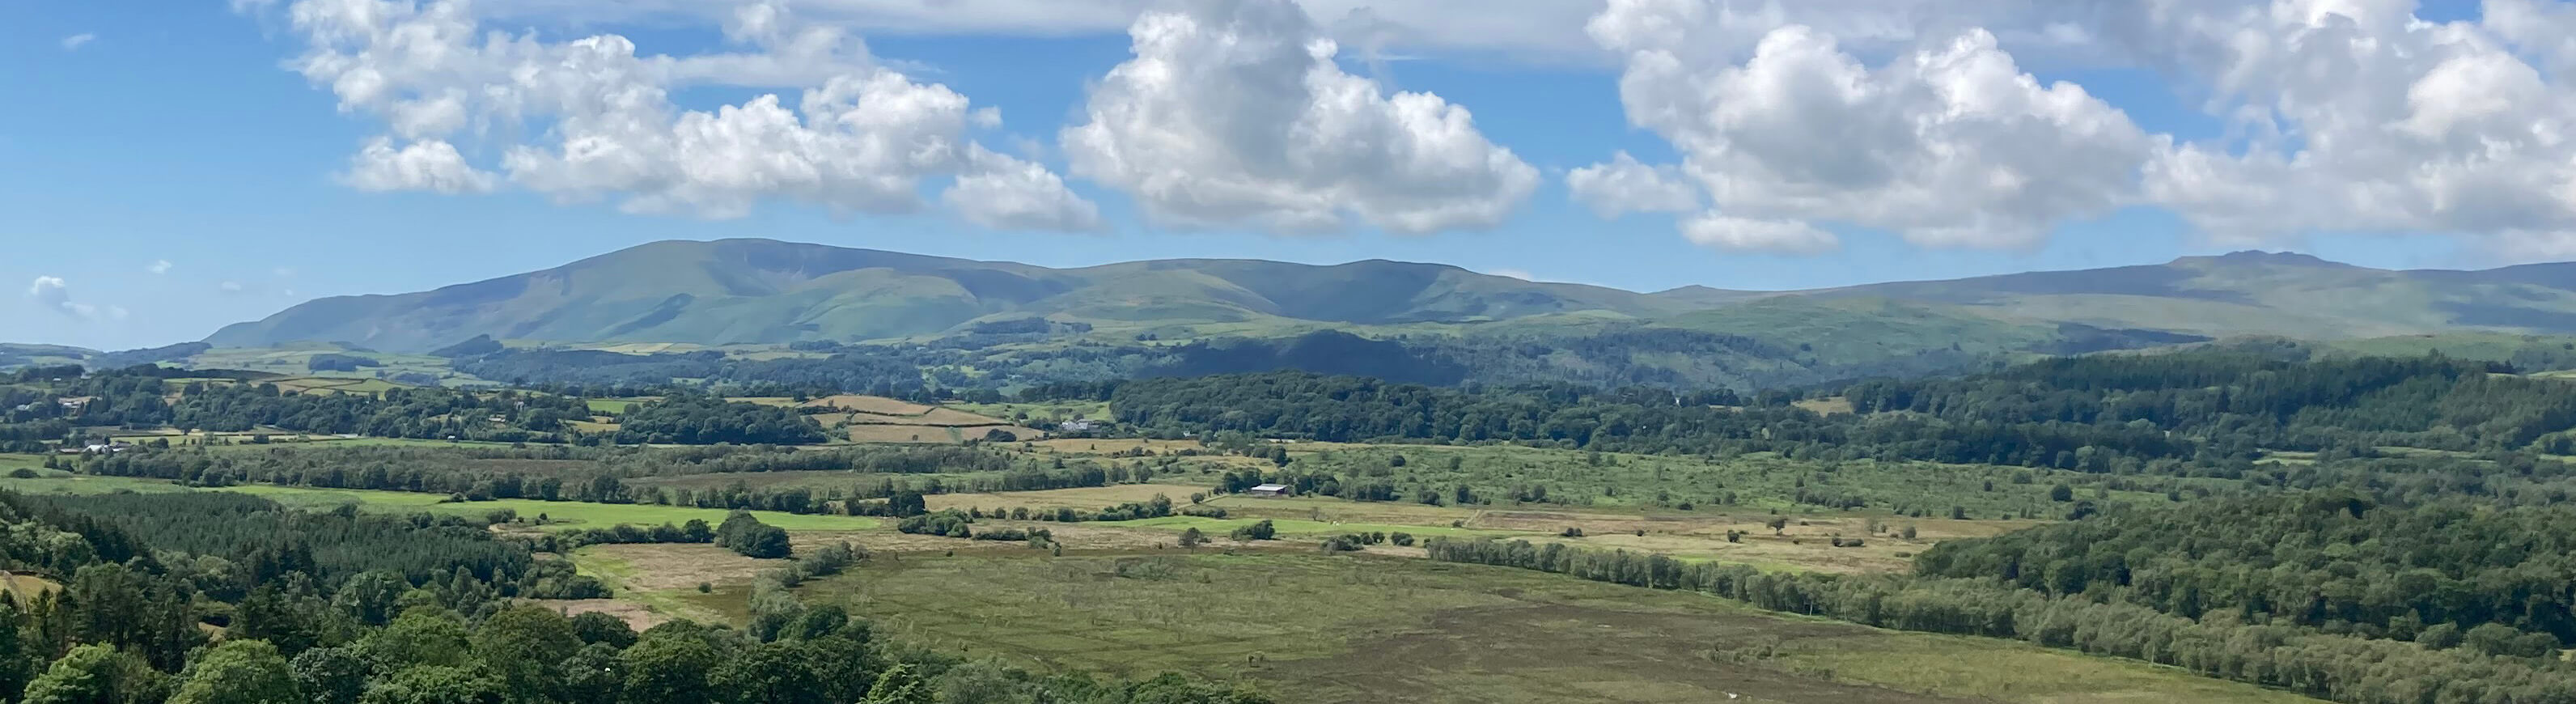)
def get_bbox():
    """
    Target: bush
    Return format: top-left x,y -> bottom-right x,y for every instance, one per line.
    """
714,511 -> 793,558
896,510 -> 975,539
1229,520 -> 1276,541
